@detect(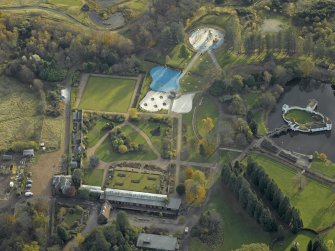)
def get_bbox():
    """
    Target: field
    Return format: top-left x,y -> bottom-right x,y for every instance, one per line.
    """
86,119 -> 110,147
180,54 -> 216,93
194,14 -> 230,27
0,76 -> 42,150
247,153 -> 335,230
253,110 -> 268,135
95,125 -> 157,162
189,183 -> 272,251
79,76 -> 136,113
109,170 -> 161,193
83,168 -> 104,187
181,95 -> 219,162
310,160 -> 335,178
40,118 -> 63,150
135,119 -> 172,156
284,109 -> 323,125
166,43 -> 194,69
273,231 -> 315,251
